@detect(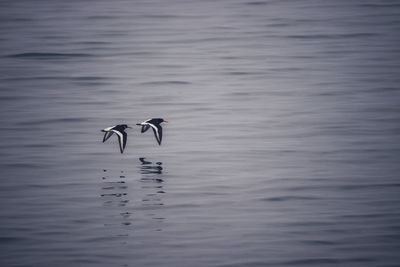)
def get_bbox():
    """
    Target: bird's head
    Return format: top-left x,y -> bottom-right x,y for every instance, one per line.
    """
121,124 -> 132,129
148,118 -> 168,124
